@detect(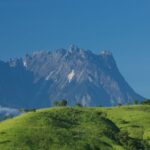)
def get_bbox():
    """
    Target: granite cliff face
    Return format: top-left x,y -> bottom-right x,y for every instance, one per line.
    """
0,45 -> 144,108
